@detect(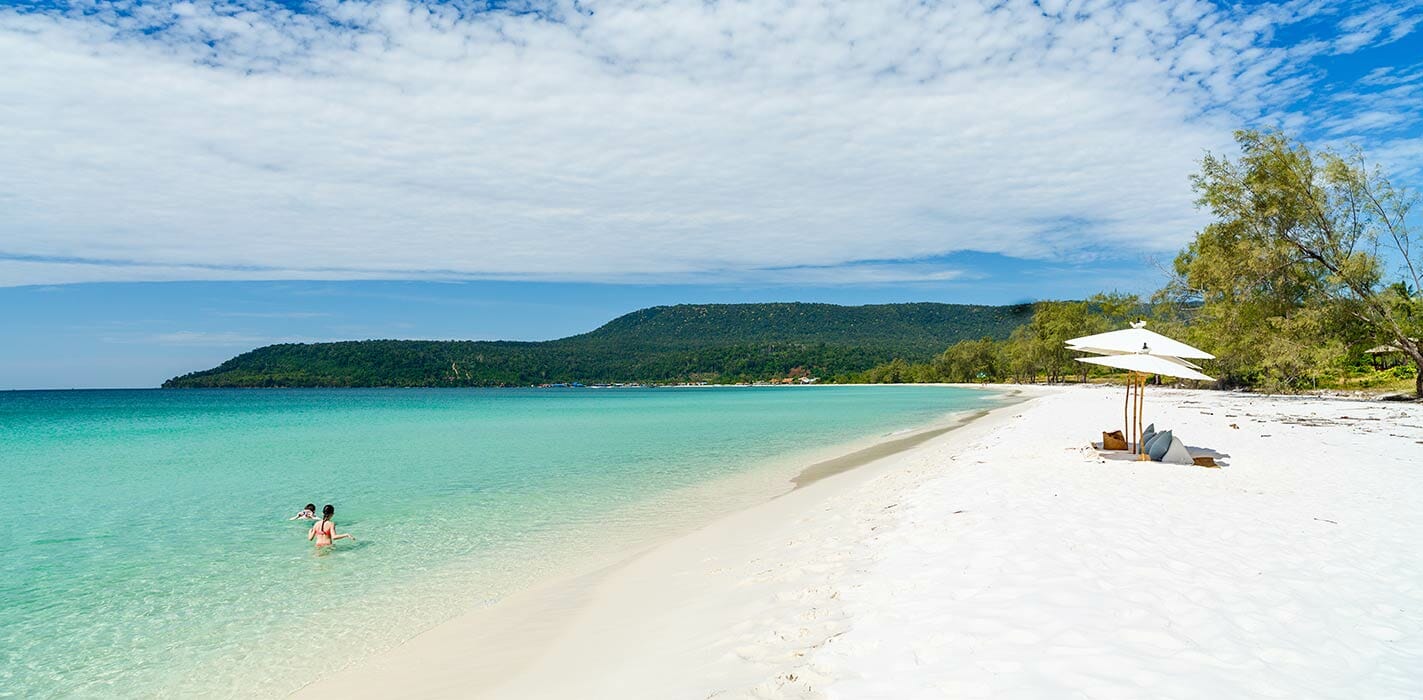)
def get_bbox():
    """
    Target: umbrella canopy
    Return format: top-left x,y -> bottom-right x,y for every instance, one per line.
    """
1066,322 -> 1215,360
1067,347 -> 1205,370
1076,353 -> 1215,382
